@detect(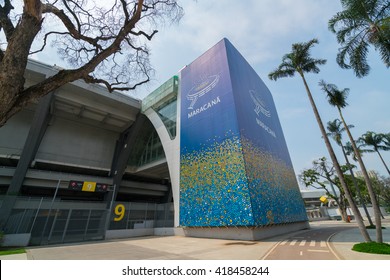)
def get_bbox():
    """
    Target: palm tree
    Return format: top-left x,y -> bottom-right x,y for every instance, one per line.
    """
359,131 -> 390,175
344,141 -> 370,161
327,119 -> 374,226
320,81 -> 382,242
329,0 -> 390,77
268,38 -> 371,242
